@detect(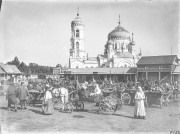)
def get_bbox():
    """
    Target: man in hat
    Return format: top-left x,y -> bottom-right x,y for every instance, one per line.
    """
6,81 -> 19,111
18,81 -> 29,110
